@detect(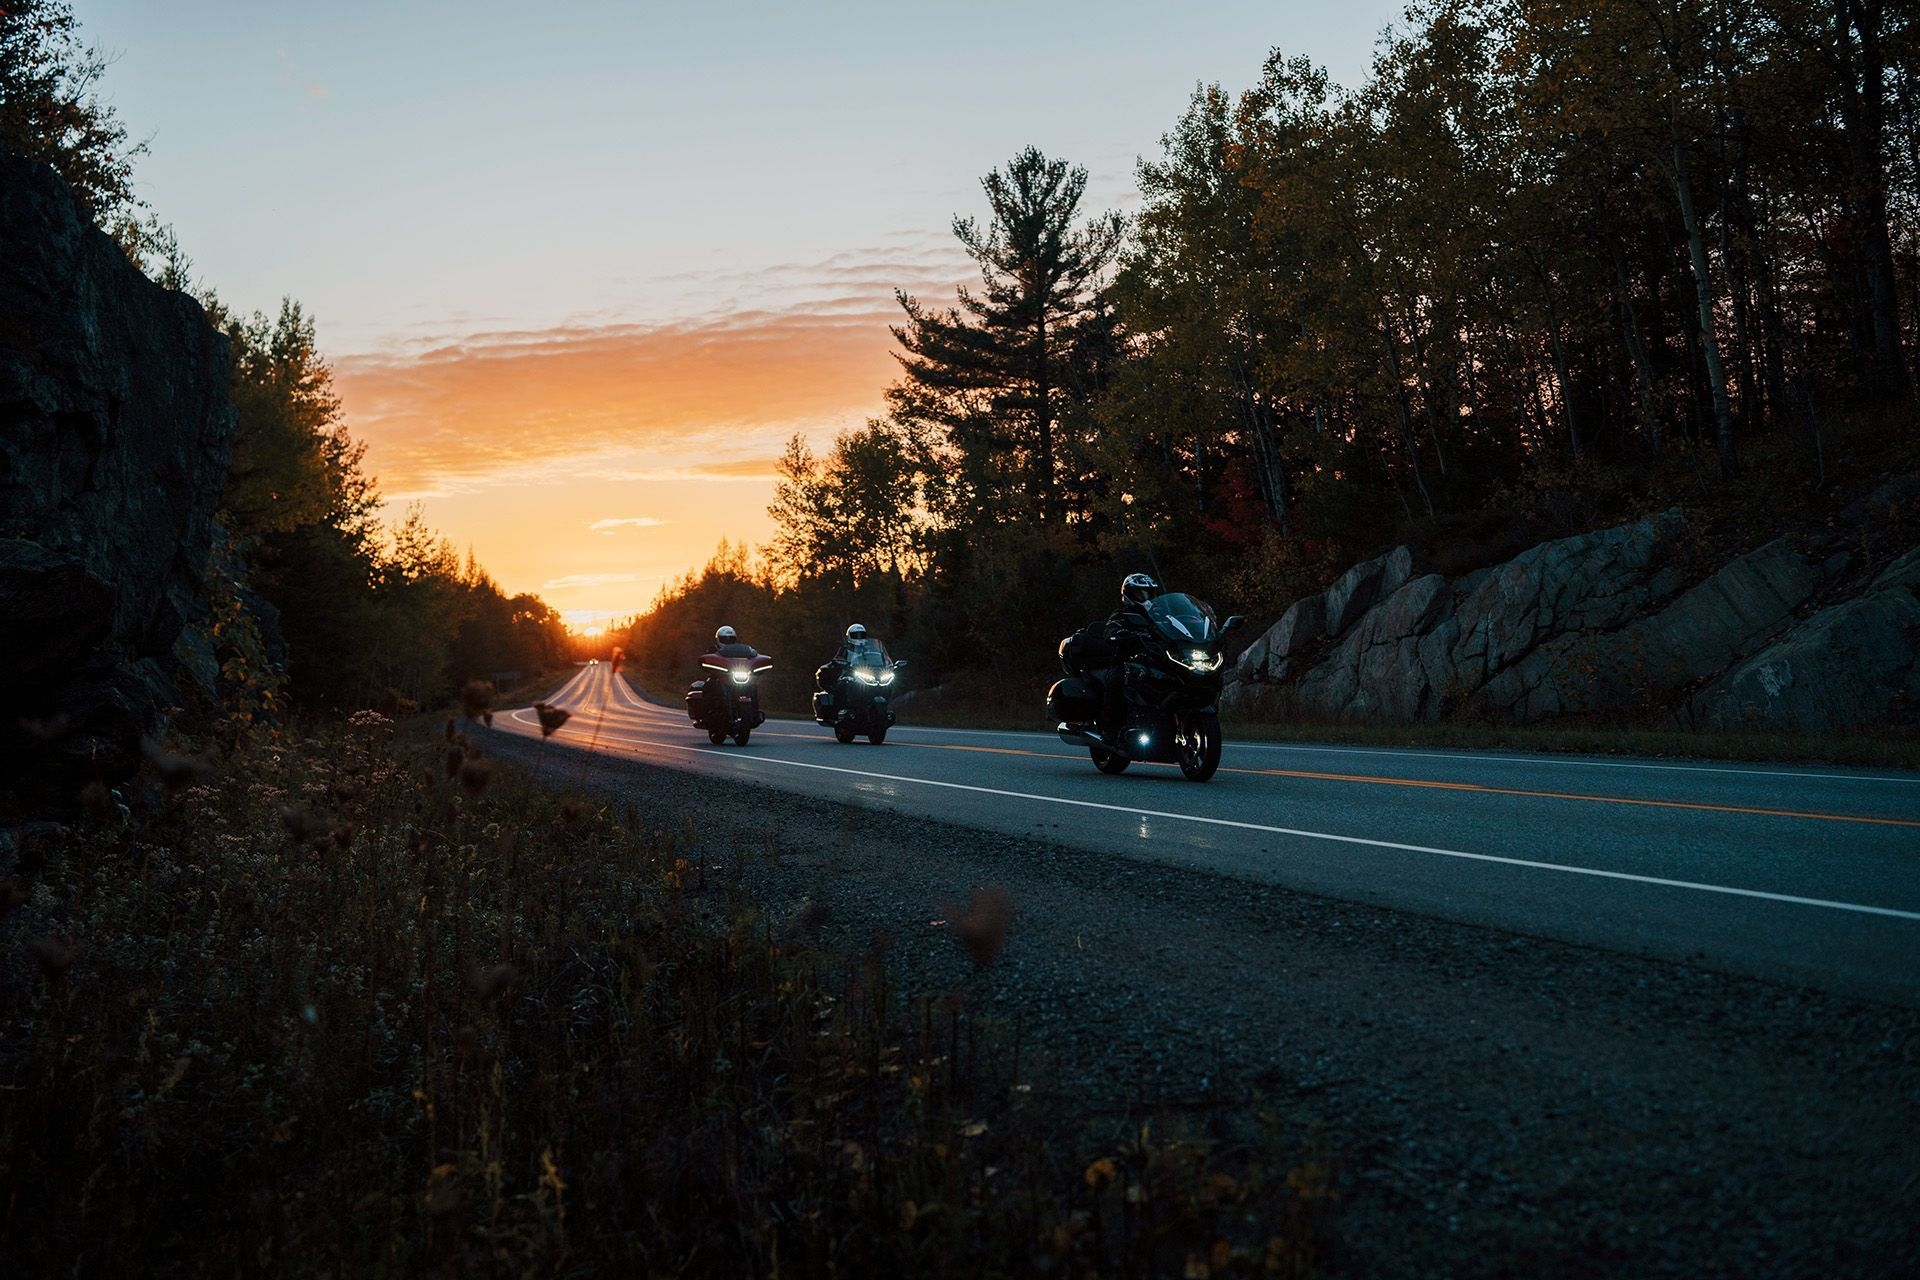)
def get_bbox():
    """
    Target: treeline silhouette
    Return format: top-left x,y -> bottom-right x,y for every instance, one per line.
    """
2,1 -> 569,713
627,0 -> 1917,691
